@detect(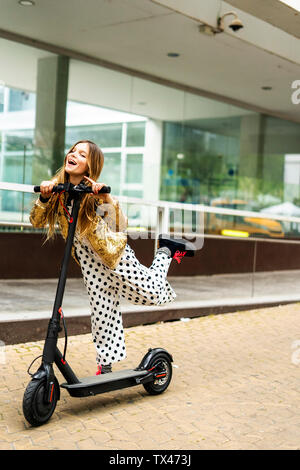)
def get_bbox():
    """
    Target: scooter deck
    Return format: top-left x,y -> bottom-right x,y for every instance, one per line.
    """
60,369 -> 149,397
